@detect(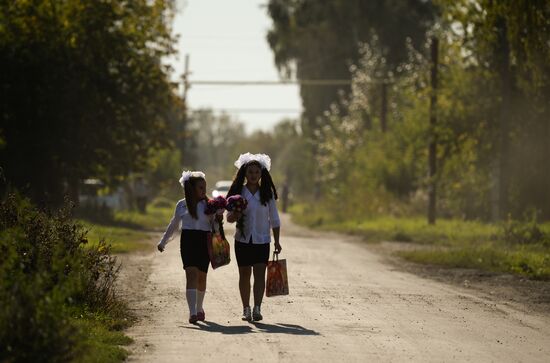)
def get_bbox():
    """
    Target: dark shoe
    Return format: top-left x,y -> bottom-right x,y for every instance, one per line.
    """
252,306 -> 263,321
242,306 -> 252,322
197,311 -> 205,321
189,315 -> 198,323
